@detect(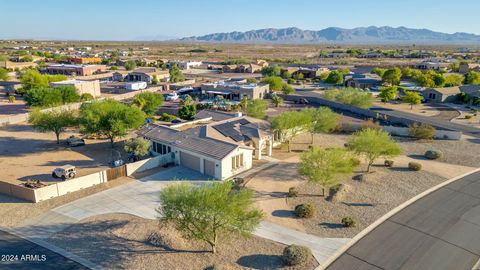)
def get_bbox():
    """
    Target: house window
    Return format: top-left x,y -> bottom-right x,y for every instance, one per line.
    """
153,141 -> 171,155
231,154 -> 244,170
